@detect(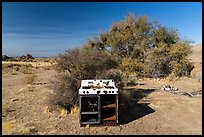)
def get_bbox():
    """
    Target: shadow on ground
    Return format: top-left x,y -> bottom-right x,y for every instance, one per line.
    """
118,87 -> 156,125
